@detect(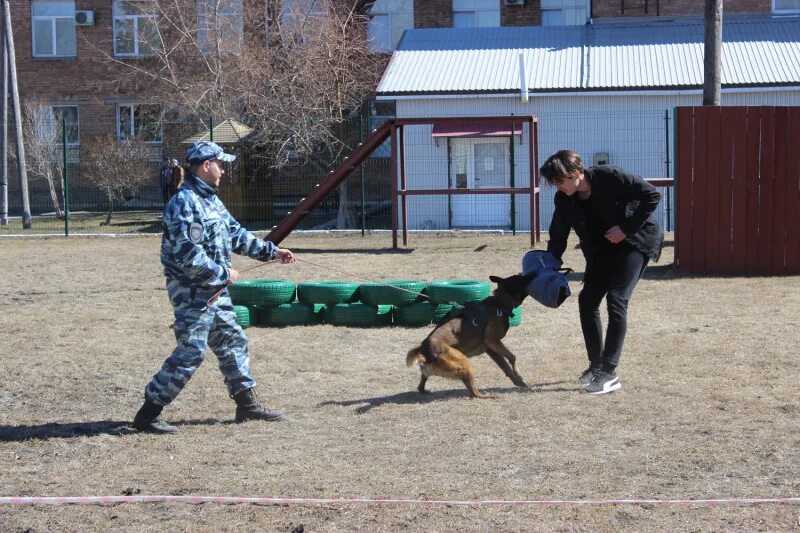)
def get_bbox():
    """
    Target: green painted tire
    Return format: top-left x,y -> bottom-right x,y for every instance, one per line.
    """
297,281 -> 360,305
393,301 -> 435,327
358,280 -> 426,307
509,306 -> 522,327
227,279 -> 296,307
233,305 -> 251,328
433,304 -> 456,324
323,303 -> 393,328
425,280 -> 490,305
257,302 -> 323,327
